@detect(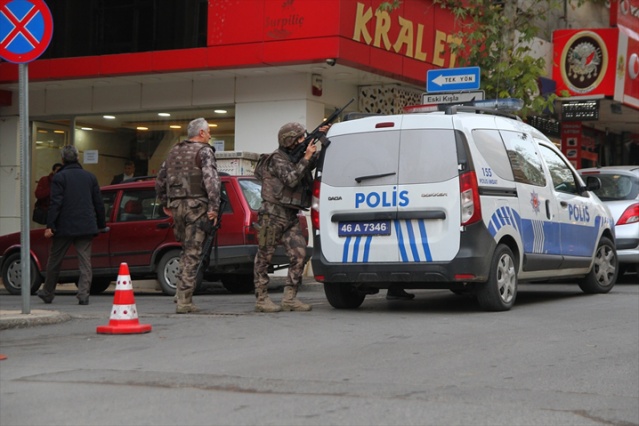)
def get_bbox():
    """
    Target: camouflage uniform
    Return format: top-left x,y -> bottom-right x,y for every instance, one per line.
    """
254,122 -> 318,312
156,139 -> 220,313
